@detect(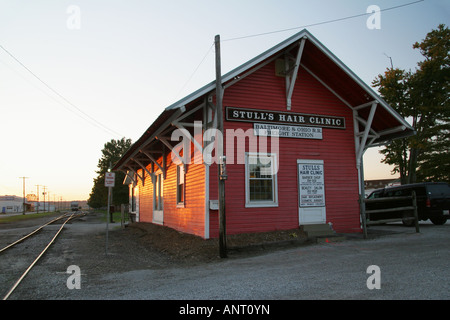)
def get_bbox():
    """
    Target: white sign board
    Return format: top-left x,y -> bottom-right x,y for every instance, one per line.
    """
253,123 -> 323,139
105,172 -> 115,187
298,163 -> 325,207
